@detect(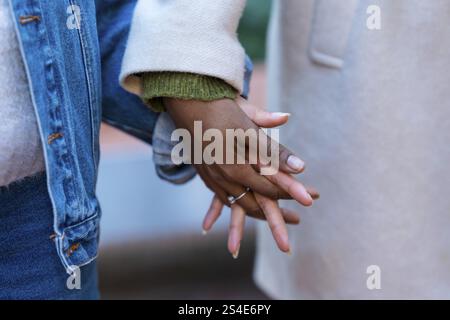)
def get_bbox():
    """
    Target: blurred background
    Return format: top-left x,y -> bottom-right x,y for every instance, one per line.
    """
97,0 -> 272,299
